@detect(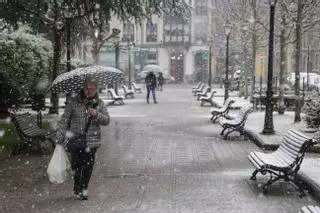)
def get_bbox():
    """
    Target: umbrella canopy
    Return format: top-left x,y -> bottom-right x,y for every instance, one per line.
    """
50,65 -> 123,94
143,64 -> 164,74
